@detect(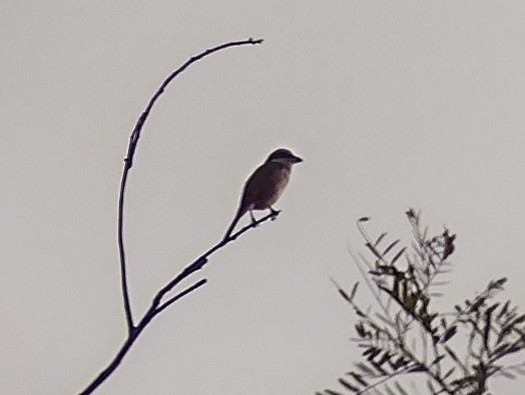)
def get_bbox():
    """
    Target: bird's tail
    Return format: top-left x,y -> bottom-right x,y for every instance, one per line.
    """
223,205 -> 247,241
